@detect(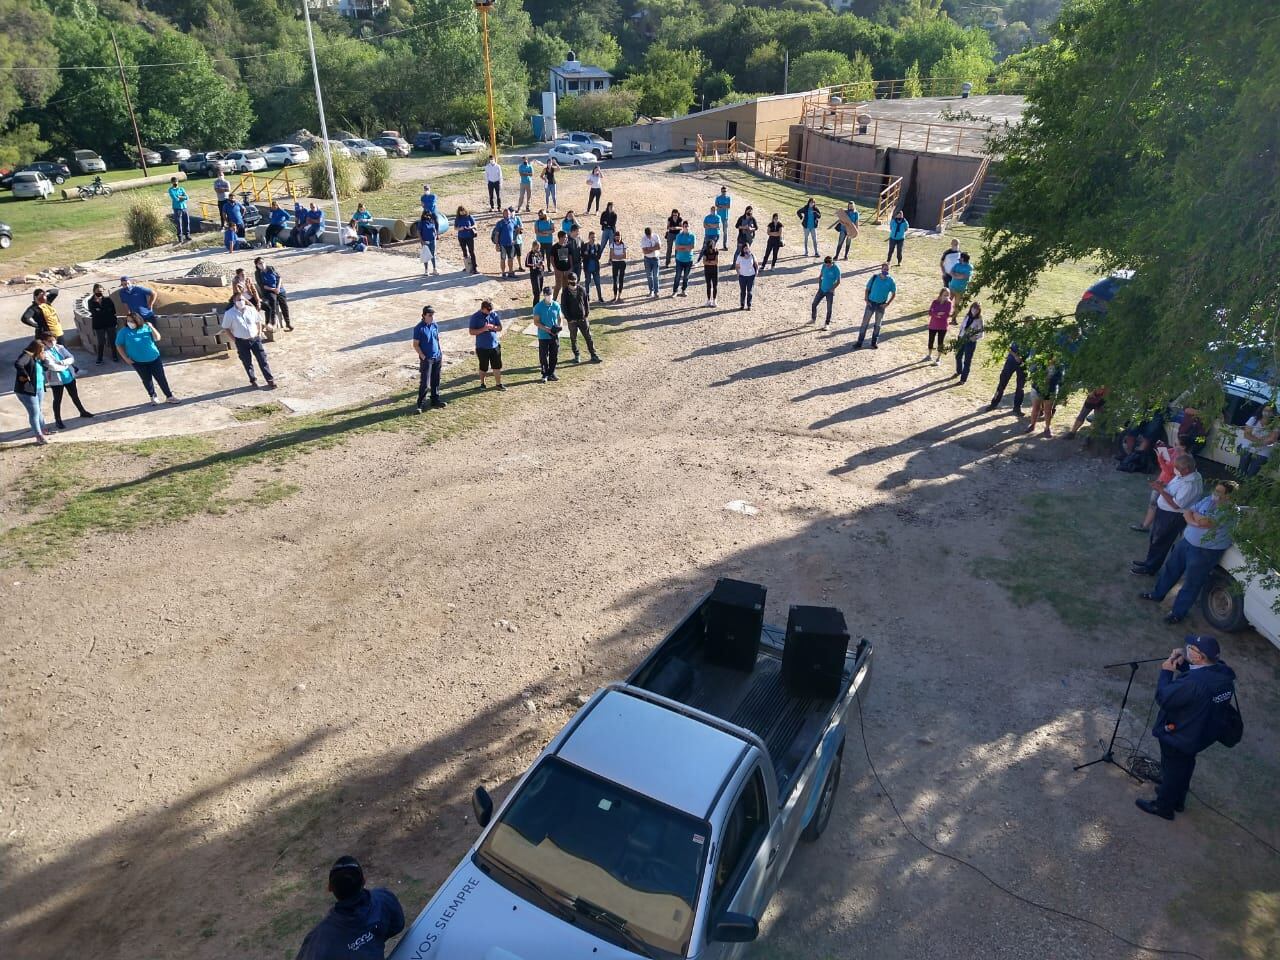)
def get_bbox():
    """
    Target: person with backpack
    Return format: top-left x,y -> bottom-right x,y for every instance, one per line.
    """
1135,636 -> 1238,820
